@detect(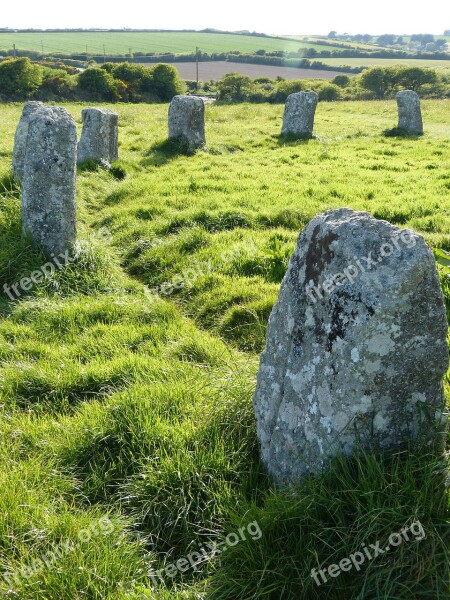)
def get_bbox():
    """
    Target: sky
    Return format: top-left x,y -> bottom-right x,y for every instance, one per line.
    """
1,0 -> 449,35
